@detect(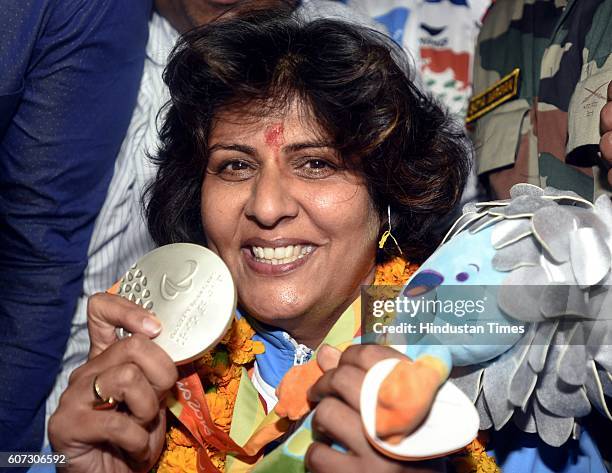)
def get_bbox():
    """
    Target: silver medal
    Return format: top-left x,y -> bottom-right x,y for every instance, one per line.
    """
115,243 -> 236,365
